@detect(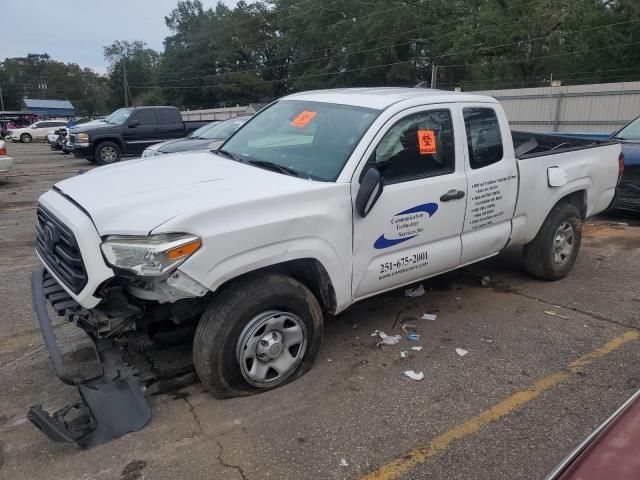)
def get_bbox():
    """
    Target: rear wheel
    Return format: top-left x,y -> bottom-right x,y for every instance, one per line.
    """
523,202 -> 582,281
95,141 -> 121,165
20,133 -> 32,143
193,273 -> 323,398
